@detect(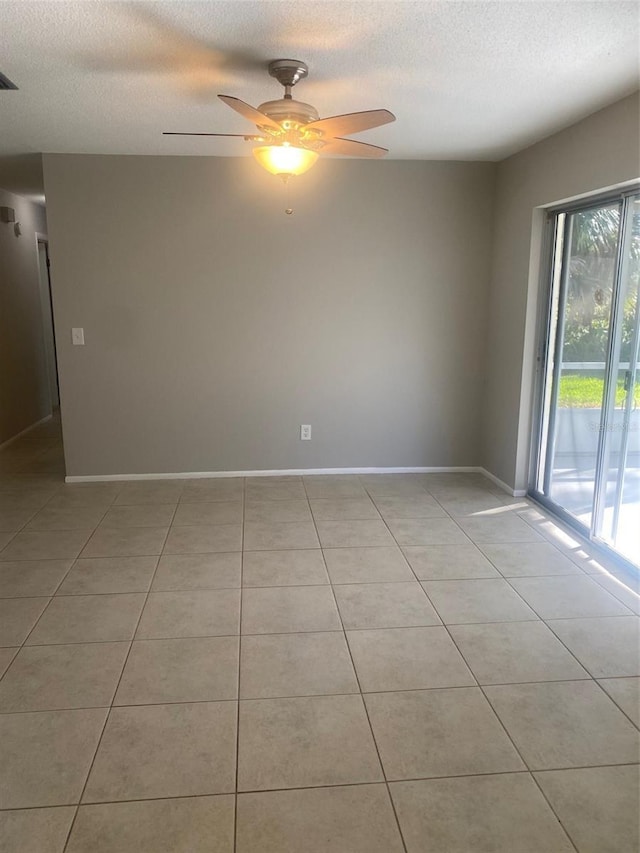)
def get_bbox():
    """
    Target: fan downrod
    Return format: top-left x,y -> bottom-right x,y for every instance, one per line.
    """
268,59 -> 309,98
